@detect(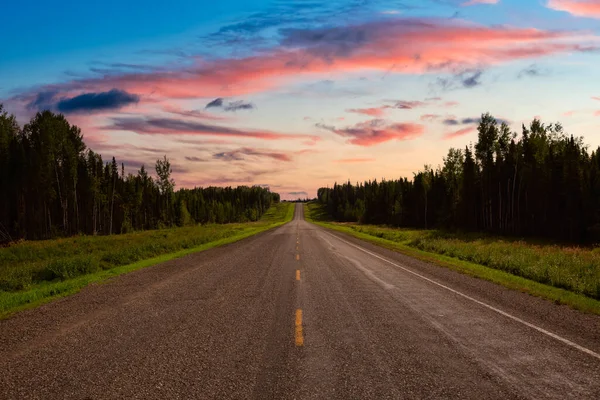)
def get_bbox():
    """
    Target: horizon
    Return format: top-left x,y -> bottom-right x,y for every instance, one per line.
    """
2,0 -> 600,200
